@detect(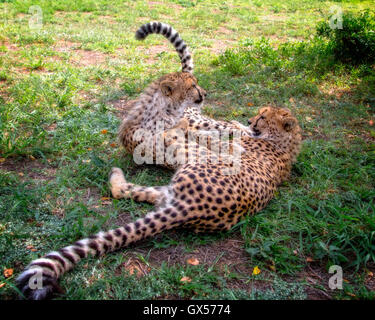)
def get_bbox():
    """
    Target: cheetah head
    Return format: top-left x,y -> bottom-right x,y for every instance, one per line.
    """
159,72 -> 207,112
247,107 -> 300,141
